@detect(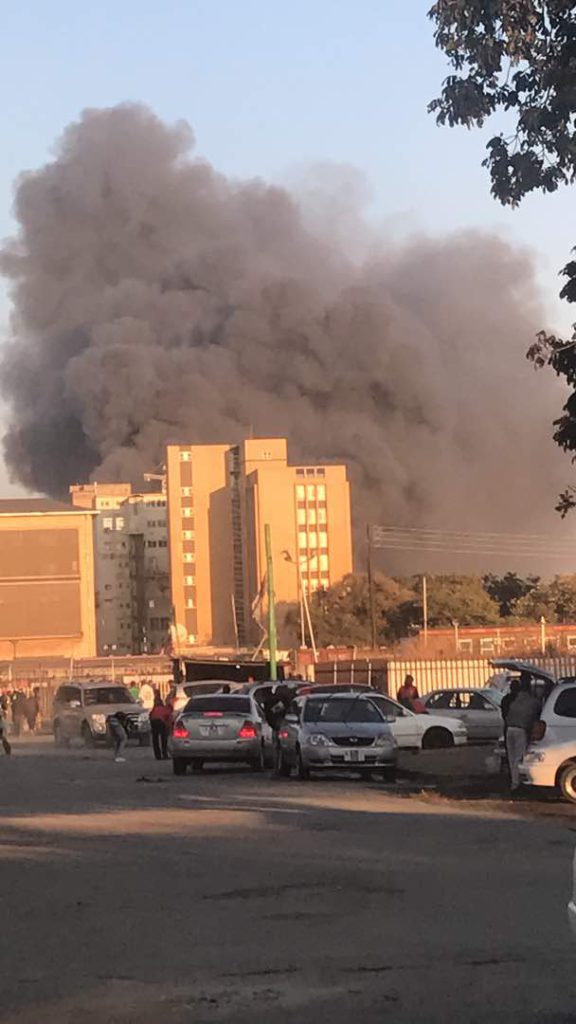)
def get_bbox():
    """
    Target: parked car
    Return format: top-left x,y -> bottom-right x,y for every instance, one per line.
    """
421,688 -> 503,742
519,739 -> 576,803
53,681 -> 151,747
341,691 -> 467,750
170,679 -> 243,712
303,688 -> 467,750
486,659 -> 556,701
274,693 -> 397,780
170,693 -> 273,774
569,848 -> 576,938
